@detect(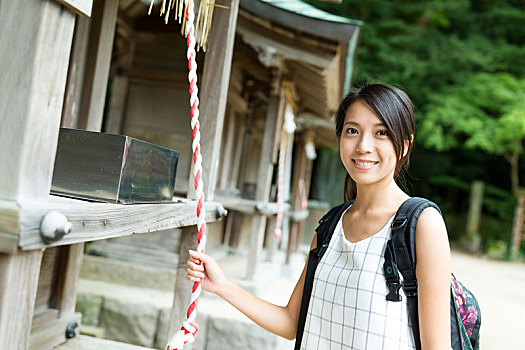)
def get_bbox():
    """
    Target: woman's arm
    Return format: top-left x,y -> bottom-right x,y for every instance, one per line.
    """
186,234 -> 318,340
415,207 -> 452,350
